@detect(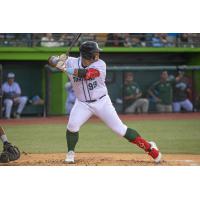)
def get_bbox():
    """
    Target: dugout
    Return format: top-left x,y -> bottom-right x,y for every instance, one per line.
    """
0,47 -> 200,117
106,66 -> 200,113
0,61 -> 46,117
